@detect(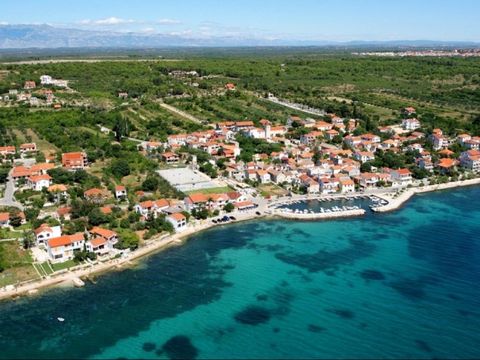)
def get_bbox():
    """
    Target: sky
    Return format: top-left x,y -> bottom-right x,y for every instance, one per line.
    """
1,0 -> 479,41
